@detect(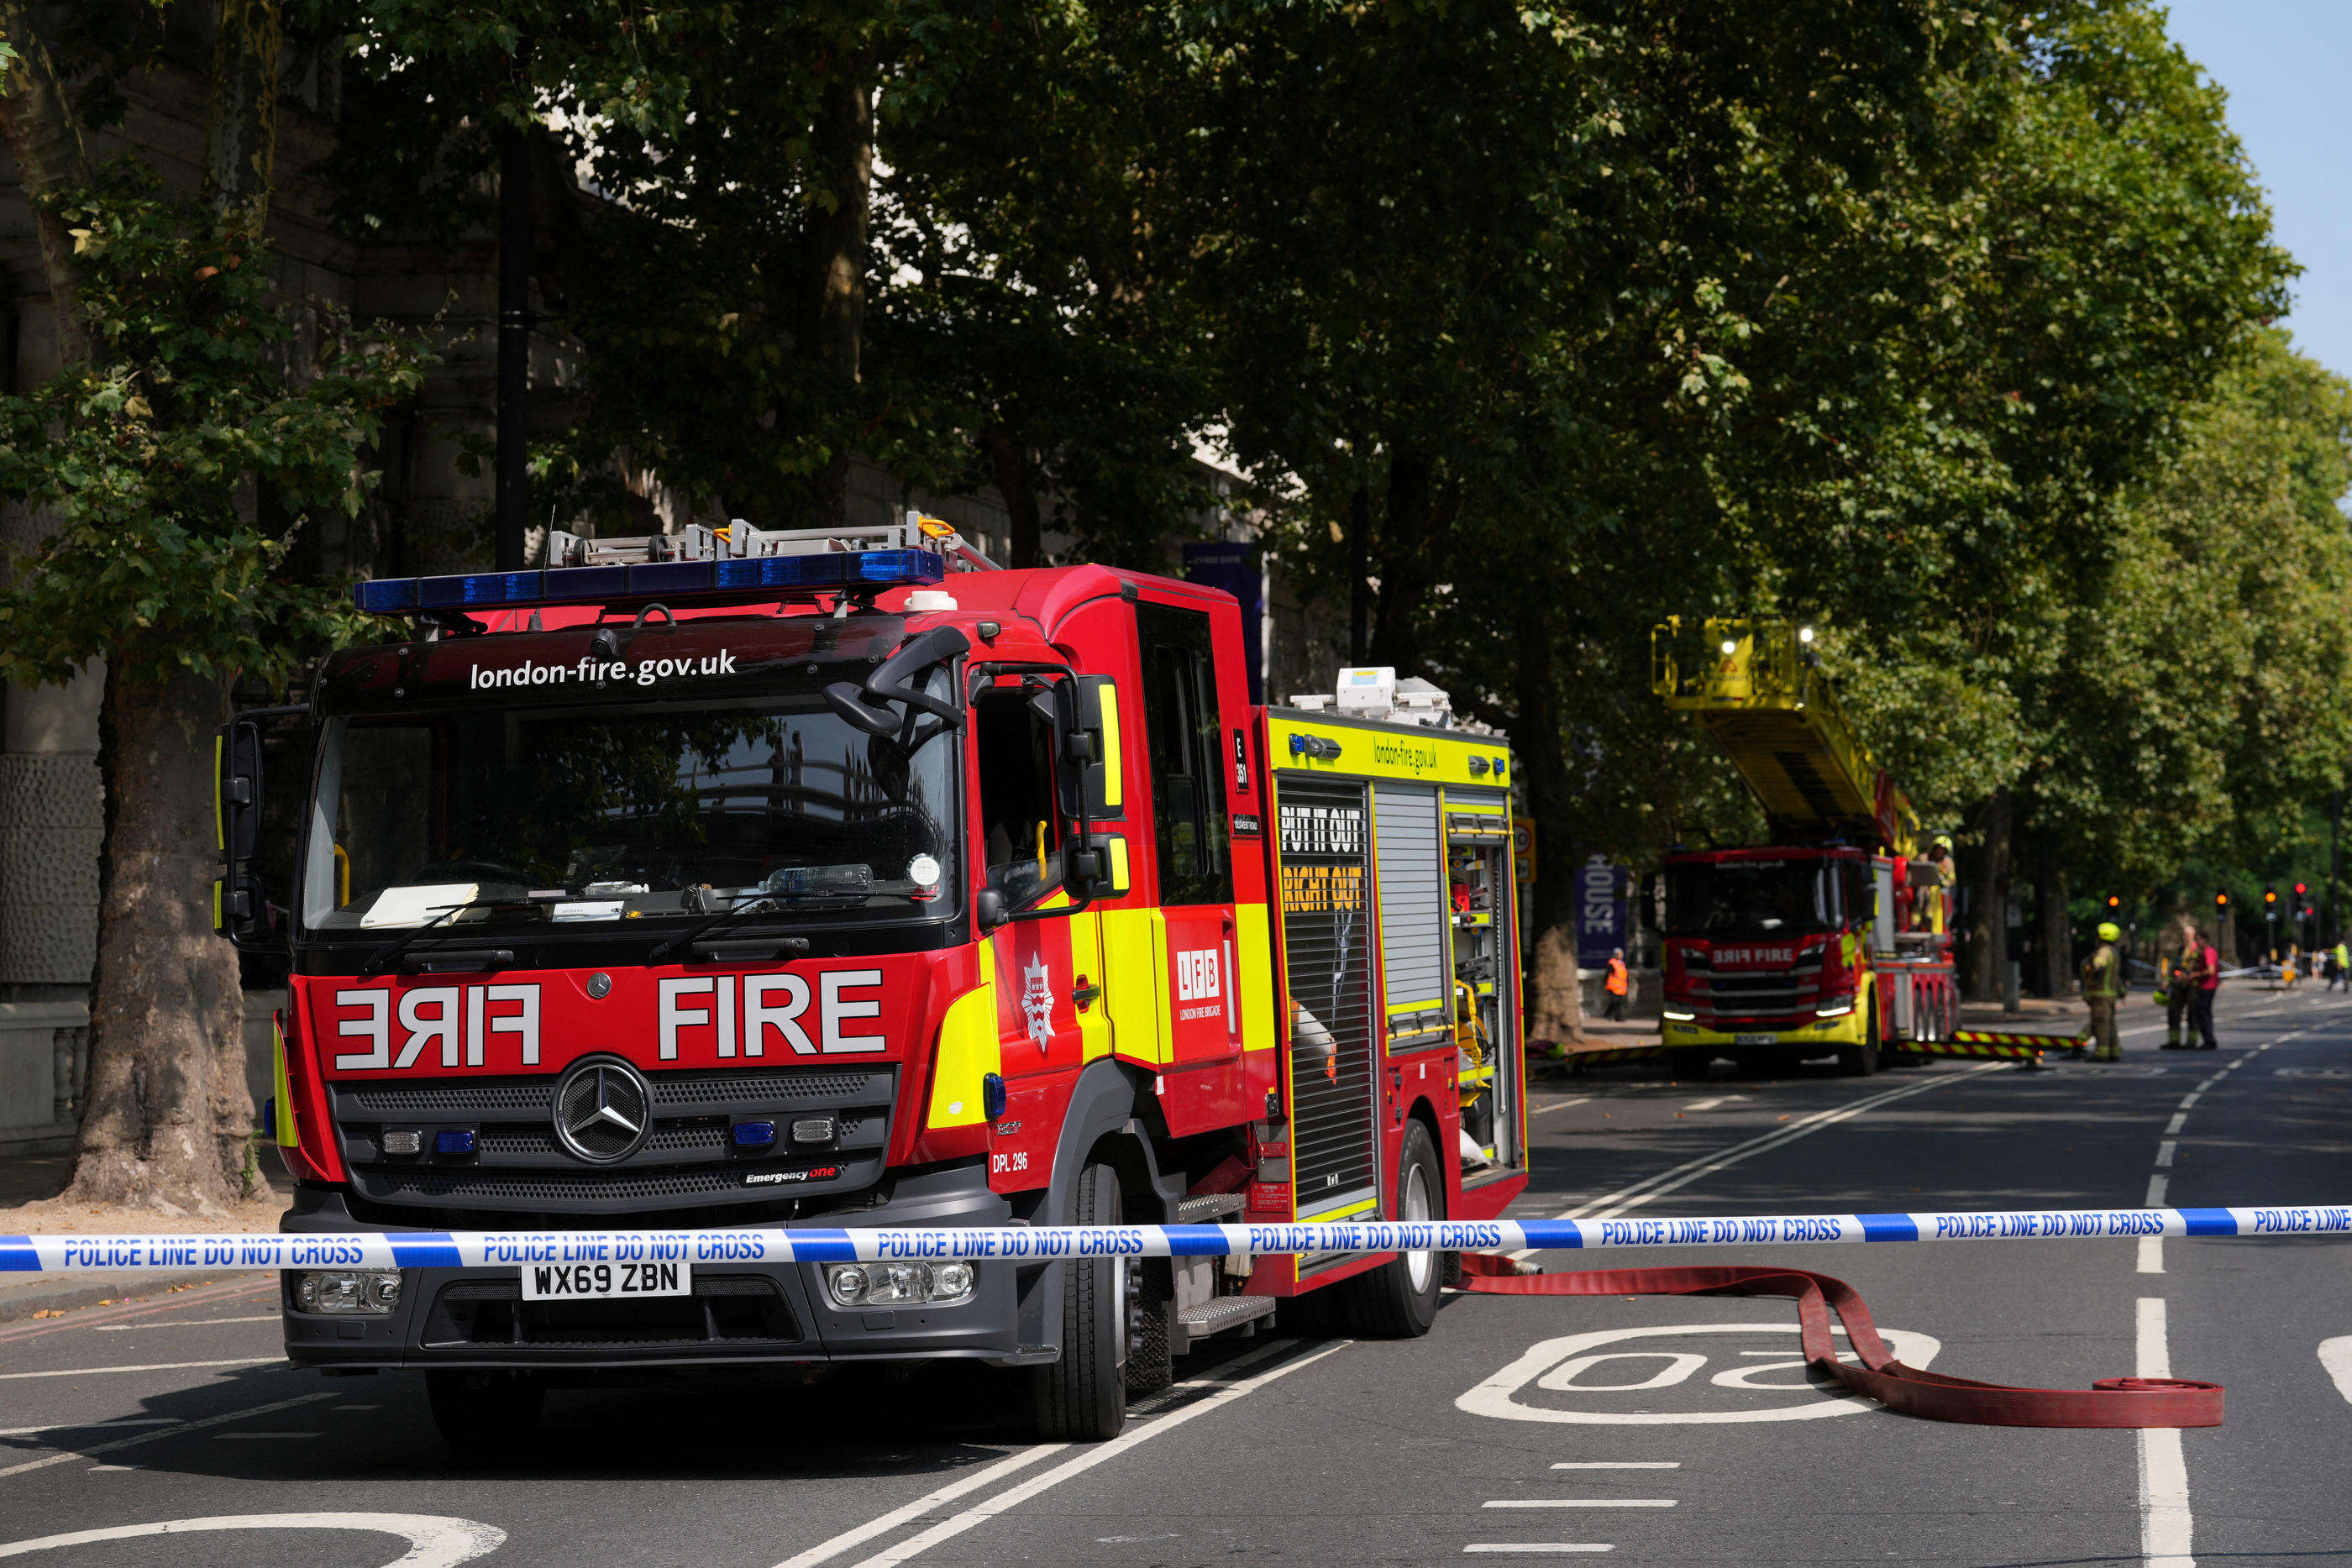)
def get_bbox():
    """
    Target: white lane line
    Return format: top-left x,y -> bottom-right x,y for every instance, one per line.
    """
2318,1337 -> 2352,1403
2163,1114 -> 2187,1136
2137,1298 -> 2194,1567
2137,1236 -> 2164,1275
1531,1099 -> 1592,1116
0,1419 -> 174,1438
1550,1462 -> 1679,1470
2155,1141 -> 2176,1167
1680,1096 -> 1750,1112
2145,1175 -> 2169,1207
95,1315 -> 279,1331
0,1357 -> 280,1382
0,1392 -> 335,1480
0,1513 -> 505,1566
768,1446 -> 1068,1568
837,1341 -> 1348,1568
2177,1093 -> 2202,1109
1483,1500 -> 1676,1509
1463,1547 -> 1615,1555
1509,1065 -> 2005,1258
